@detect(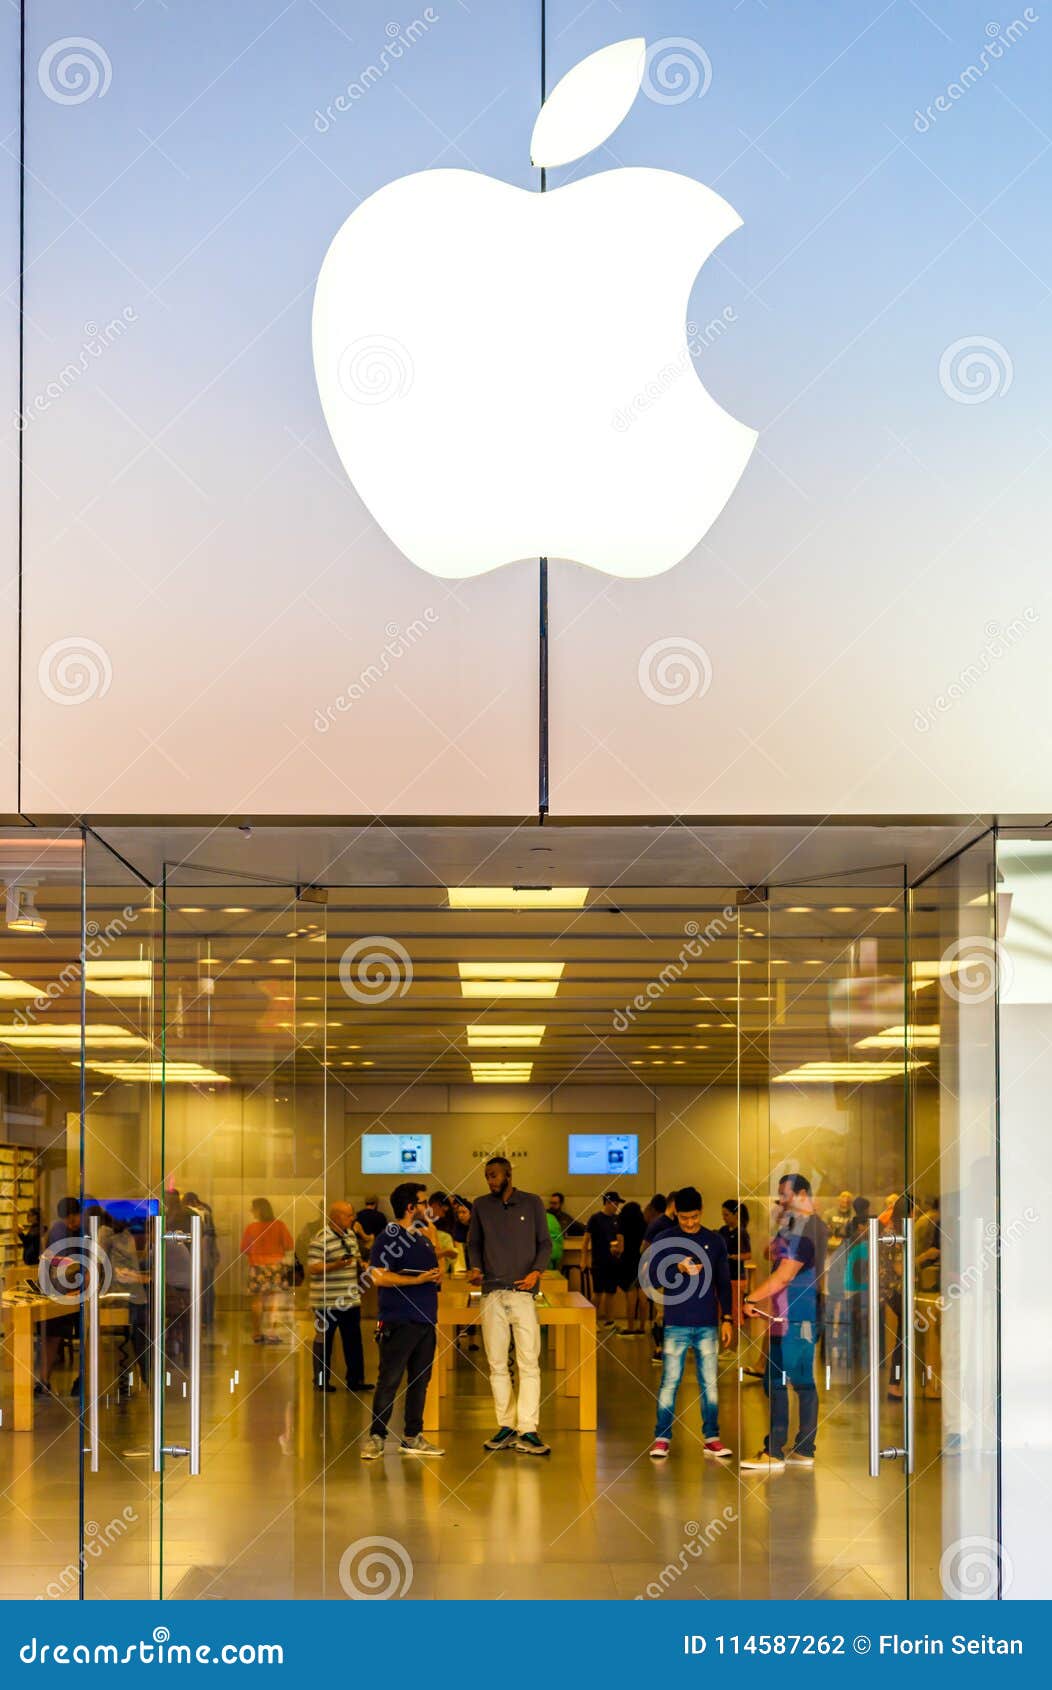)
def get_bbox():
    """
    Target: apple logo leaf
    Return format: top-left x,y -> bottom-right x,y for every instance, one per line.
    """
530,37 -> 647,170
